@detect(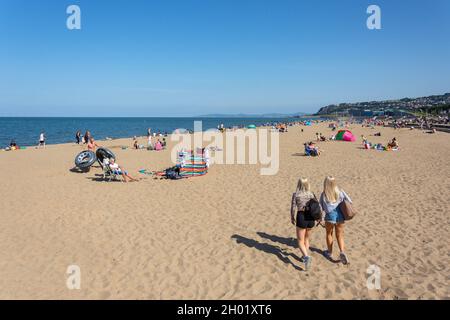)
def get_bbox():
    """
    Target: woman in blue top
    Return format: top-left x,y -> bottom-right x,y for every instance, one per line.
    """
319,176 -> 352,265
